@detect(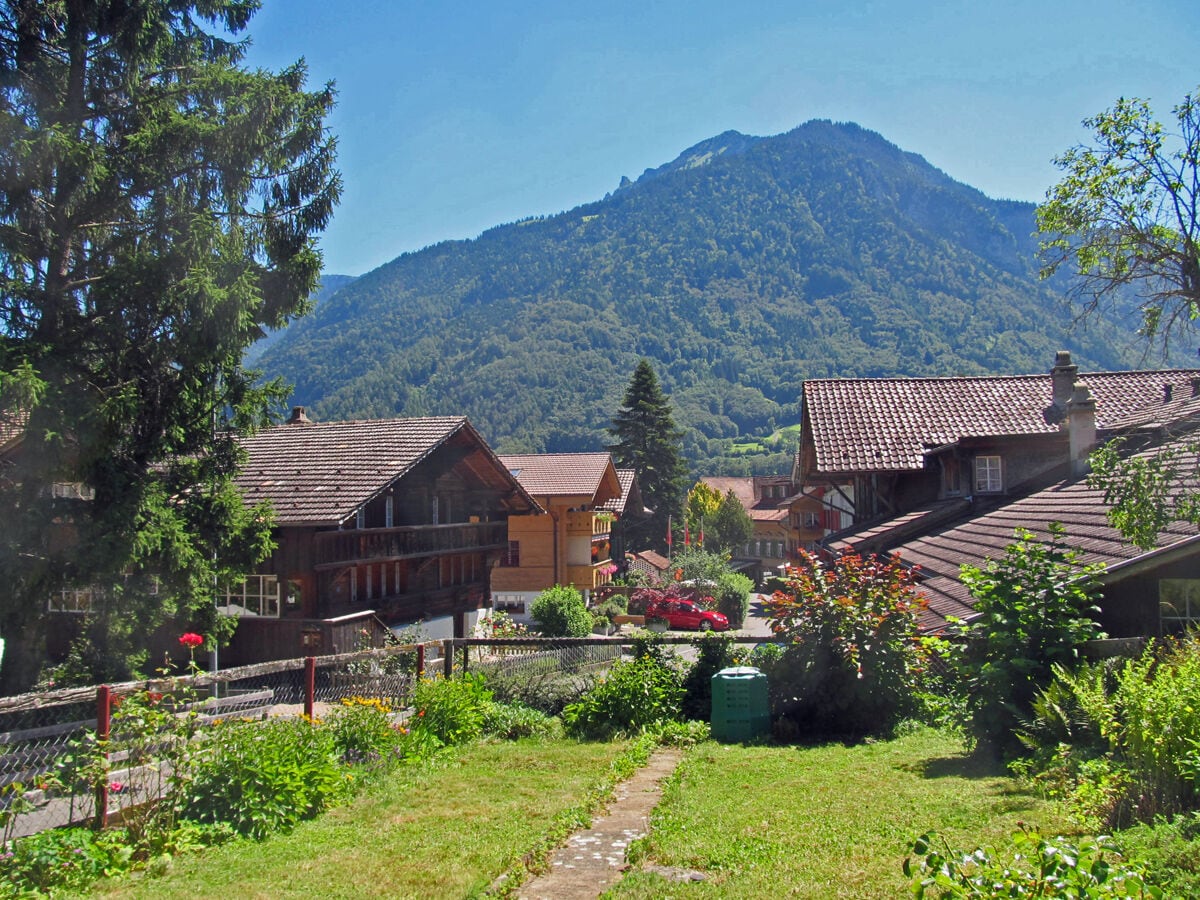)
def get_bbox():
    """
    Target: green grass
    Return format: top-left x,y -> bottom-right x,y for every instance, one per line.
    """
608,727 -> 1074,899
85,737 -> 639,899
83,728 -> 1070,899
